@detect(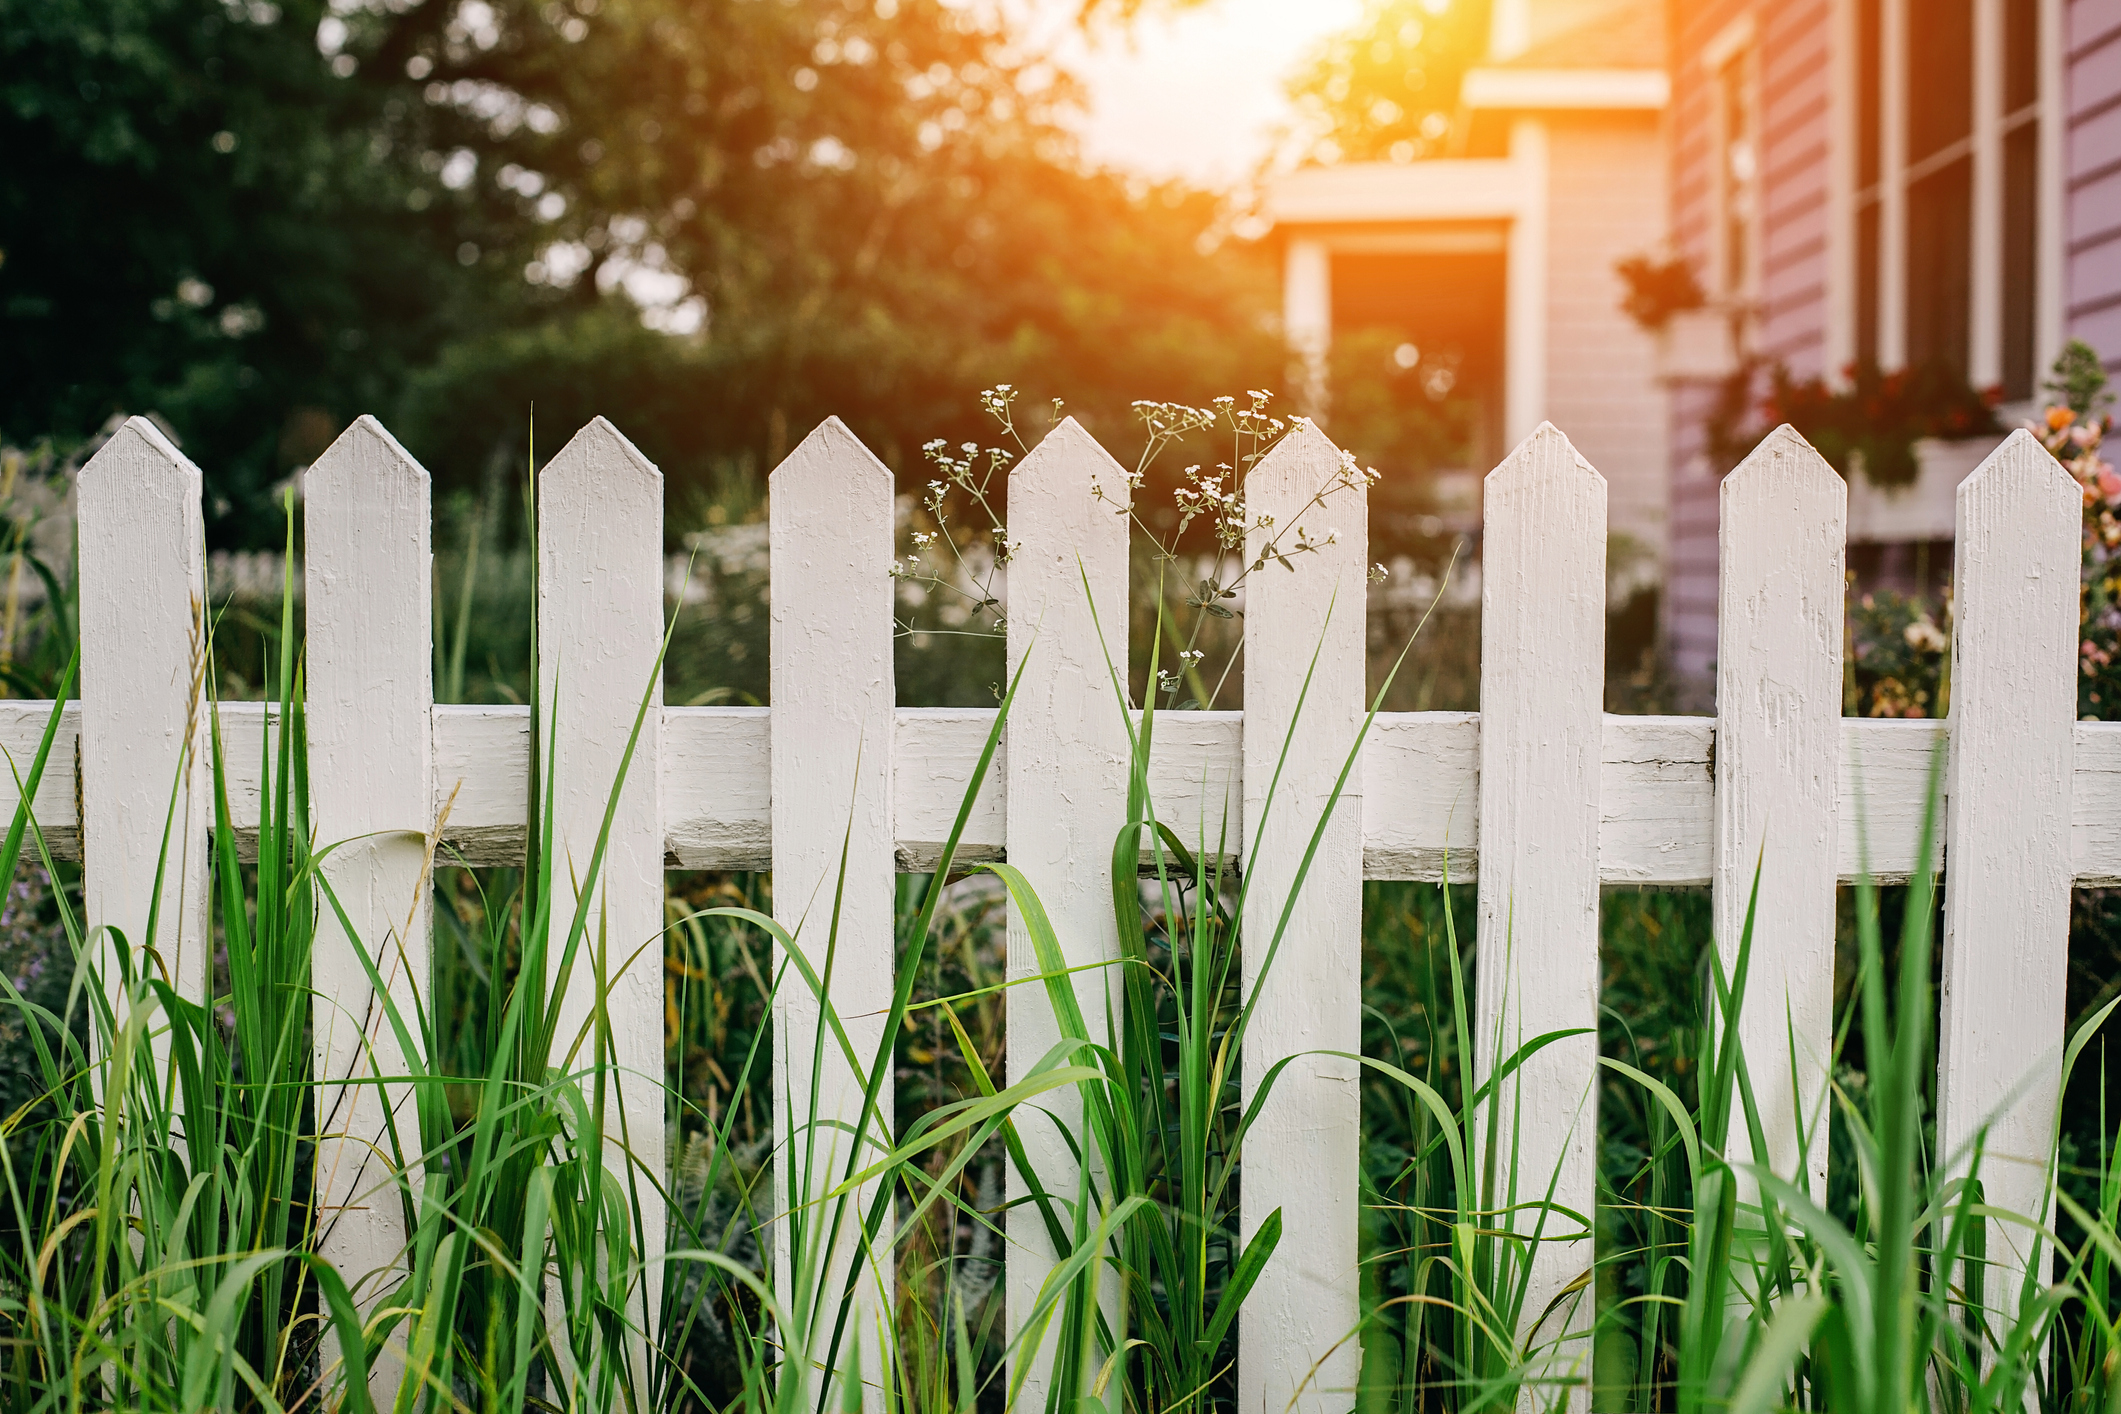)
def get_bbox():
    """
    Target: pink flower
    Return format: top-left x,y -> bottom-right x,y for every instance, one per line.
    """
2099,465 -> 2121,505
